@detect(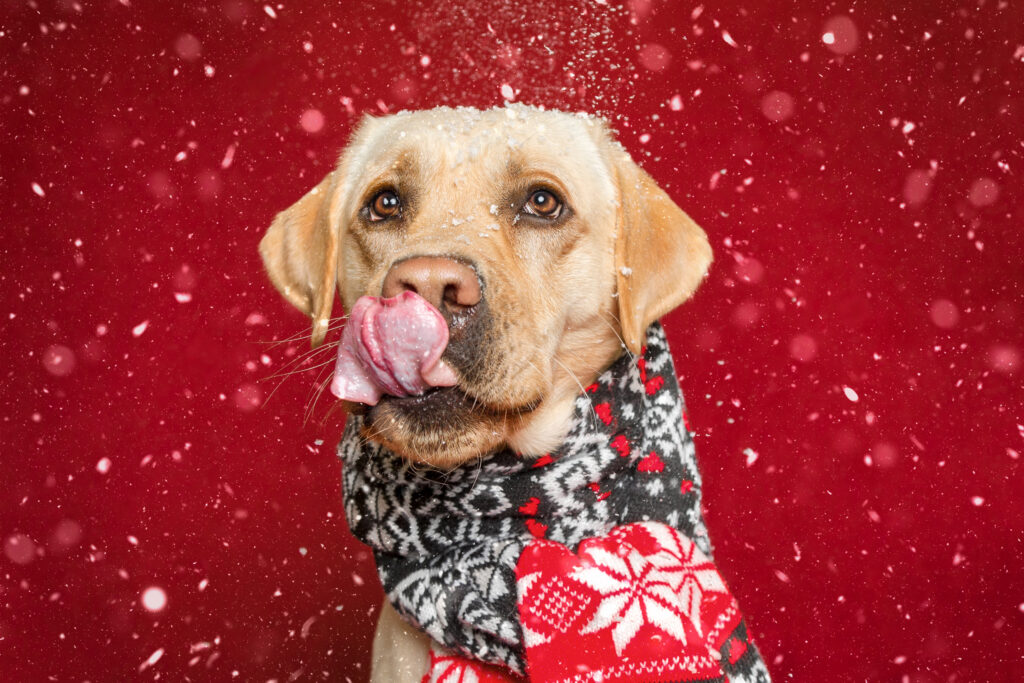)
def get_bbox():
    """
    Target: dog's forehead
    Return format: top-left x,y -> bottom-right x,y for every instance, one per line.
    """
345,106 -> 616,199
